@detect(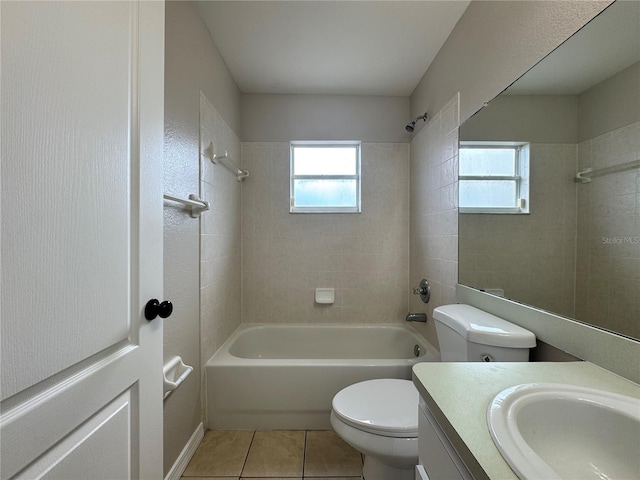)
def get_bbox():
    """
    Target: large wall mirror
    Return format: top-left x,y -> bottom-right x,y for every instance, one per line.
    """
458,0 -> 639,340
